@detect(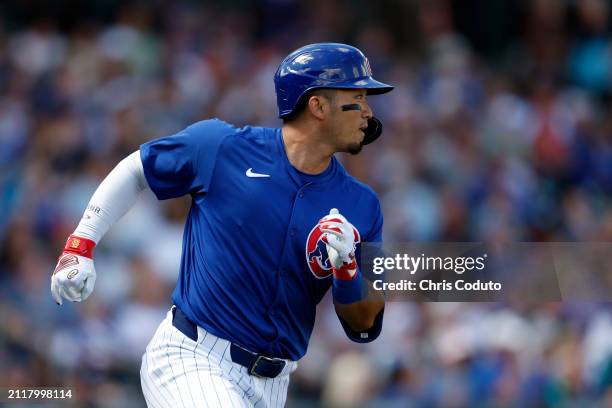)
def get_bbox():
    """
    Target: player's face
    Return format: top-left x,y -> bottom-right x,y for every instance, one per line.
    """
327,89 -> 373,155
